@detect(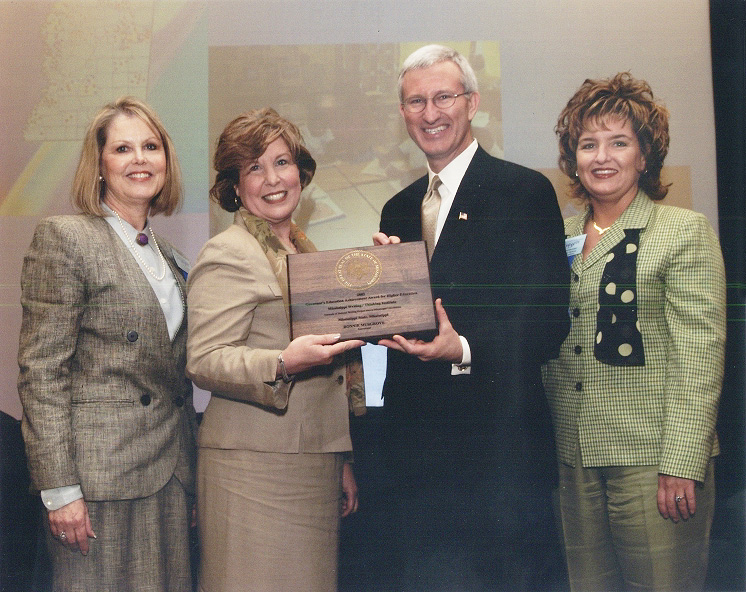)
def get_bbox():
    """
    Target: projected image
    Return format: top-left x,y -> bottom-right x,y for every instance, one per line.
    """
0,1 -> 206,217
209,41 -> 503,250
